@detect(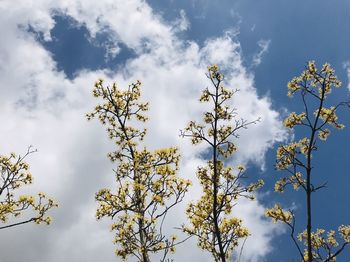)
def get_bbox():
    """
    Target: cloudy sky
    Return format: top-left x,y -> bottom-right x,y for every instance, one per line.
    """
1,0 -> 350,261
